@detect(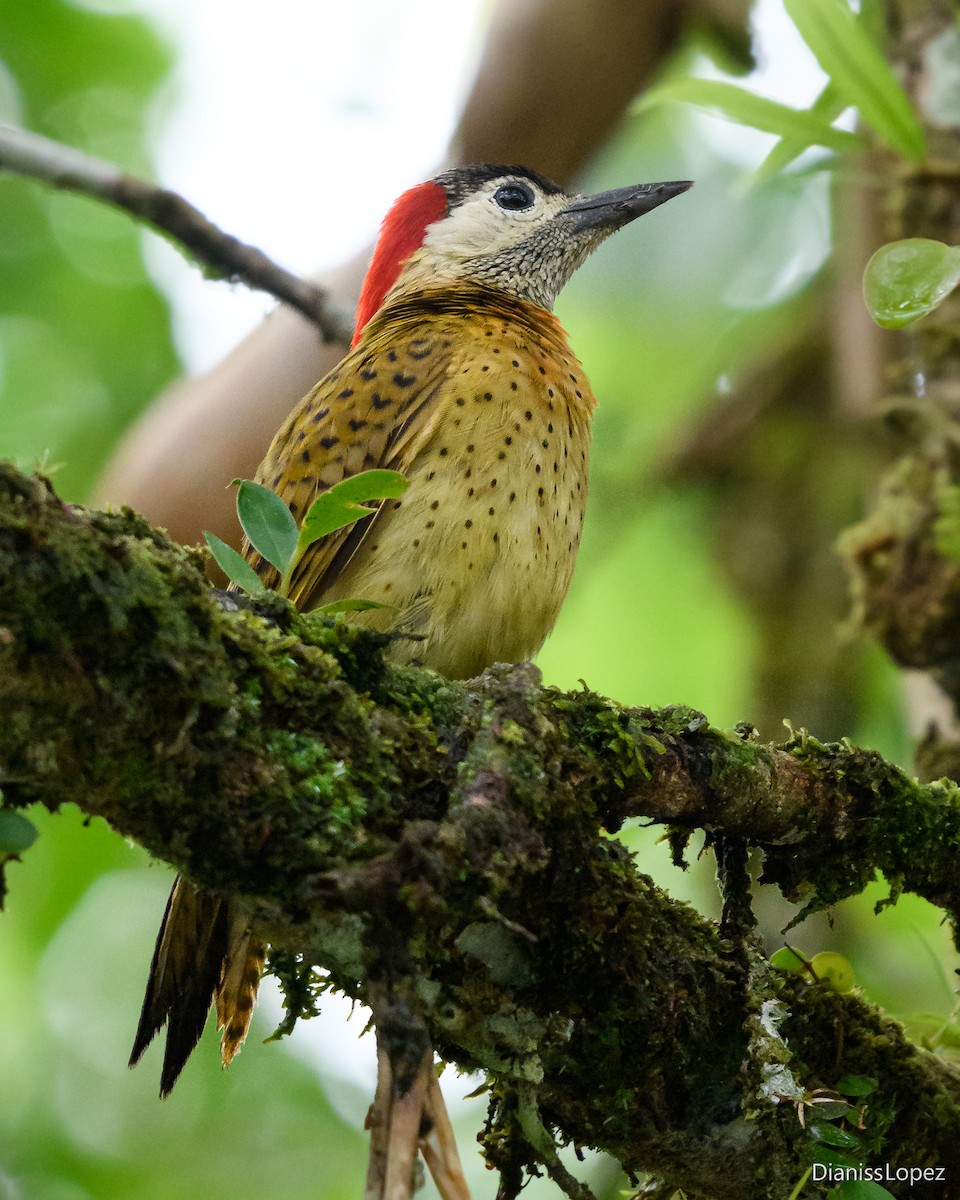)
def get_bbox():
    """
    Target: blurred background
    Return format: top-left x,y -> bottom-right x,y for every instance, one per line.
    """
1,1 -> 956,1197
